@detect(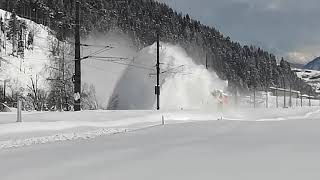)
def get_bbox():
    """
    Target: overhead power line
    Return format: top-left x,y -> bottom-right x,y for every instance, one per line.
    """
89,57 -> 154,71
90,56 -> 129,61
